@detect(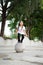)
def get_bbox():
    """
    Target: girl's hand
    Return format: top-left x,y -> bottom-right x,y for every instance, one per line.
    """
24,31 -> 27,37
24,33 -> 28,37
